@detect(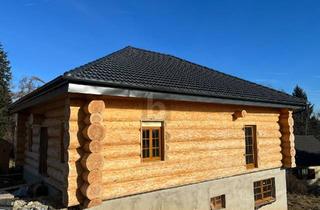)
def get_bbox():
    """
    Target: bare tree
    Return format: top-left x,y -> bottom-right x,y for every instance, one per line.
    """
12,76 -> 45,101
